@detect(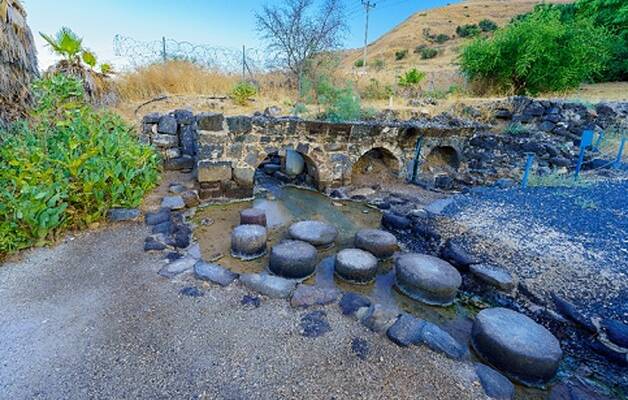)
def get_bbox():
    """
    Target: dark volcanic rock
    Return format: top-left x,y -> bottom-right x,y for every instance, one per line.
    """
300,310 -> 331,338
382,212 -> 412,231
351,337 -> 370,360
421,321 -> 468,360
387,314 -> 426,347
107,208 -> 141,222
551,293 -> 596,332
335,248 -> 378,284
145,208 -> 171,226
288,220 -> 338,247
603,319 -> 628,348
339,292 -> 371,316
440,240 -> 479,271
395,253 -> 462,306
475,363 -> 515,400
354,229 -> 398,259
269,240 -> 317,279
157,115 -> 177,135
470,263 -> 514,291
194,261 -> 238,287
290,284 -> 341,308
